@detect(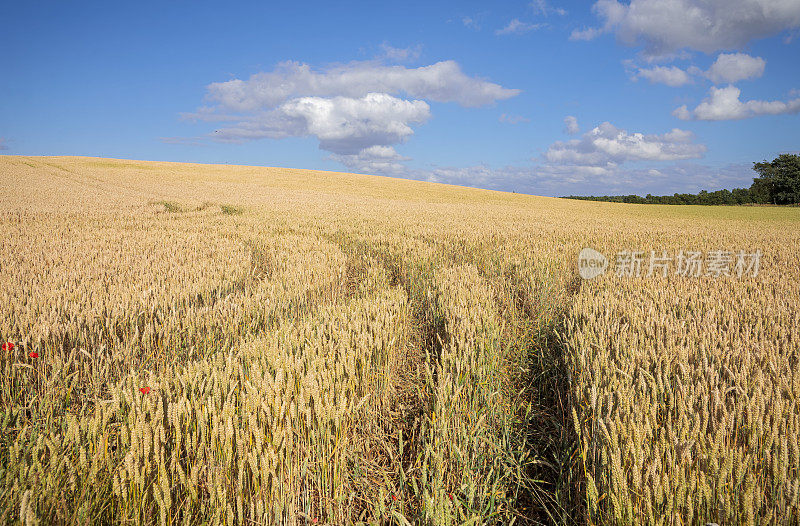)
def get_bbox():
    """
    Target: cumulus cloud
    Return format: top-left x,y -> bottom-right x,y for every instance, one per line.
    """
185,60 -> 519,175
203,60 -> 519,112
633,65 -> 691,86
544,122 -> 707,166
213,93 -> 431,154
296,118 -> 739,196
703,53 -> 766,84
570,0 -> 628,41
496,19 -> 544,35
529,120 -> 710,194
572,0 -> 800,56
563,115 -> 580,134
333,145 -> 410,175
673,85 -> 800,120
628,52 -> 764,87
